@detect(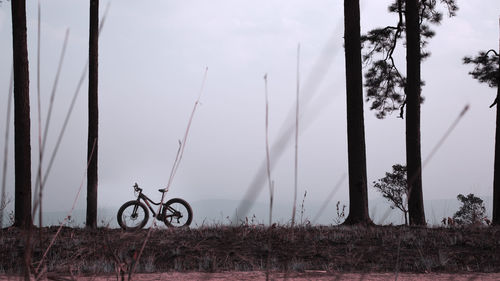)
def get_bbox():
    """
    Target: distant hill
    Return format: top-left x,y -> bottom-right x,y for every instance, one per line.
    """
13,195 -> 493,228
